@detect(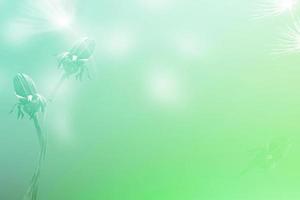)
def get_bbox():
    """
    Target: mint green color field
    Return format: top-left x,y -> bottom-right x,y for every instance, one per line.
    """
1,0 -> 300,199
